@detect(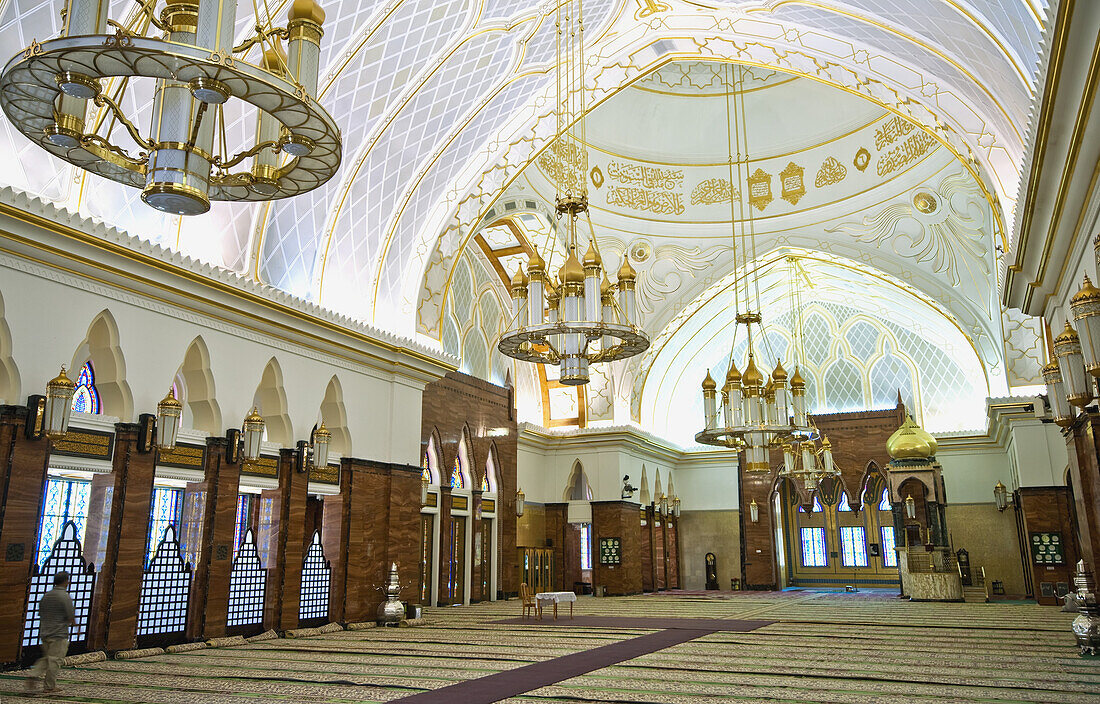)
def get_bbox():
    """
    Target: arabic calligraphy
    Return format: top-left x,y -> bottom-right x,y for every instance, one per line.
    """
779,162 -> 805,205
606,186 -> 684,215
537,139 -> 586,193
815,156 -> 846,187
747,168 -> 772,211
874,115 -> 916,151
607,161 -> 684,190
690,178 -> 739,205
876,131 -> 938,176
